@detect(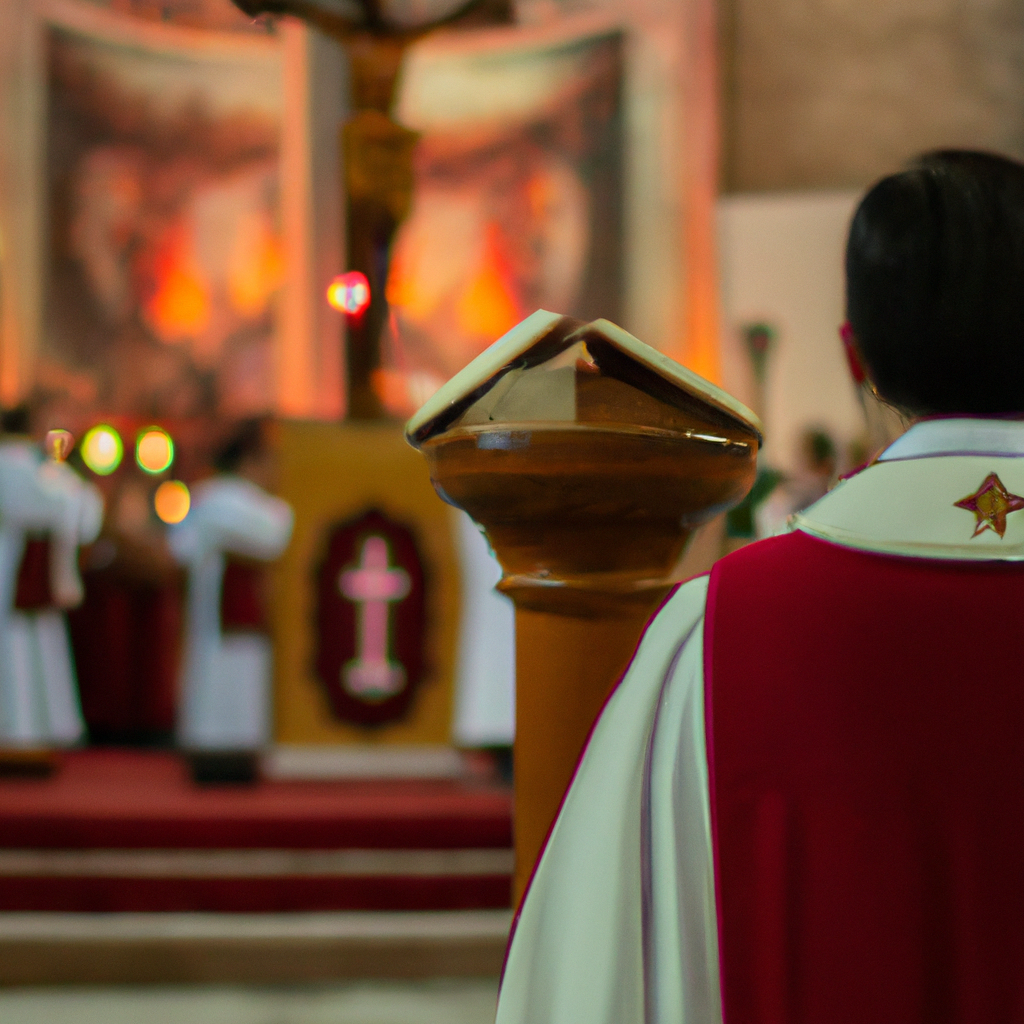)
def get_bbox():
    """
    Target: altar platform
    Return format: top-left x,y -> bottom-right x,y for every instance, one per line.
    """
0,749 -> 513,914
0,749 -> 513,984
